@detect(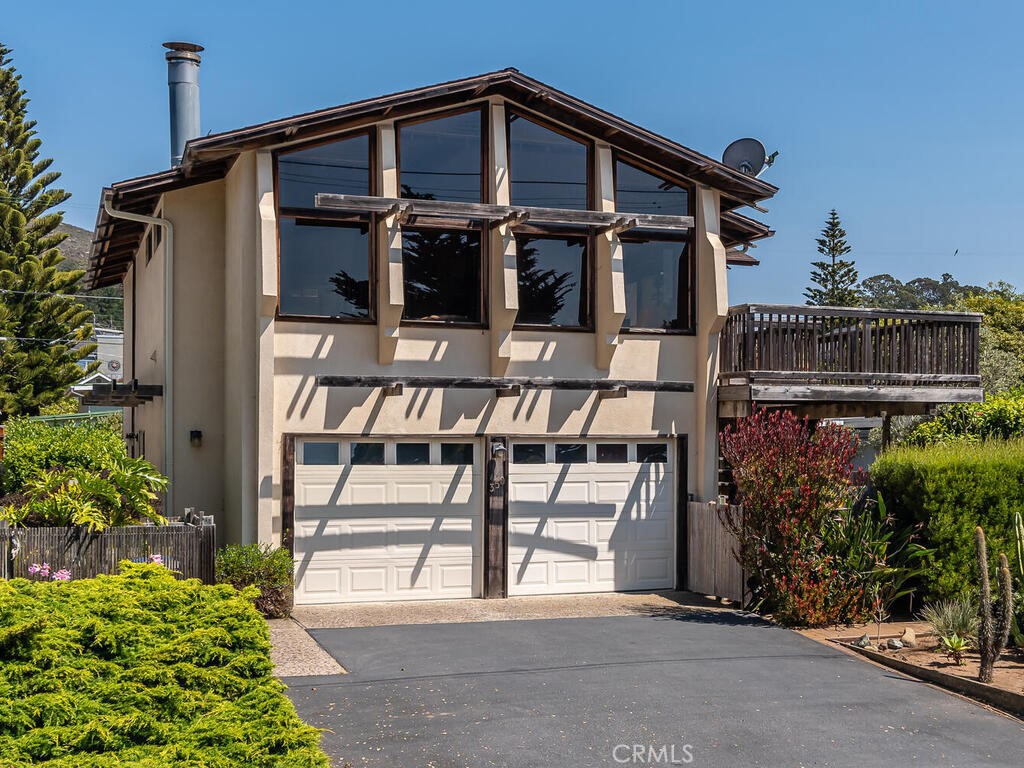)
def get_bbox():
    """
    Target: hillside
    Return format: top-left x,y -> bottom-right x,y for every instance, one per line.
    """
57,223 -> 124,330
